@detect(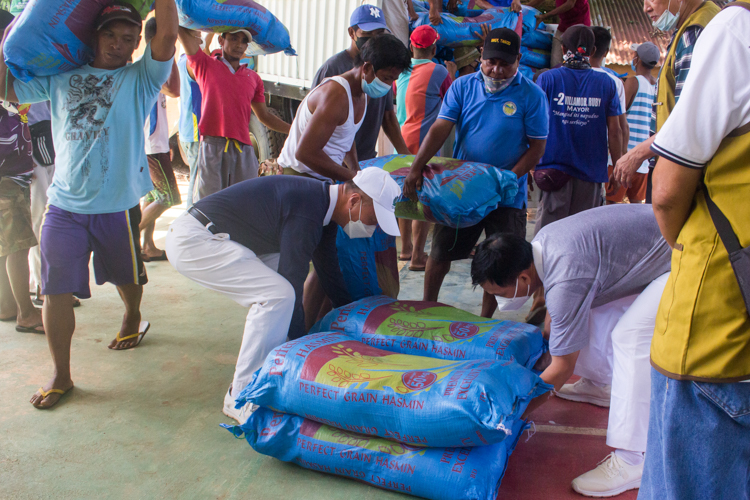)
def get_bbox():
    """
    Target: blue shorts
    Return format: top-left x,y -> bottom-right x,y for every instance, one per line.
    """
40,205 -> 148,298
